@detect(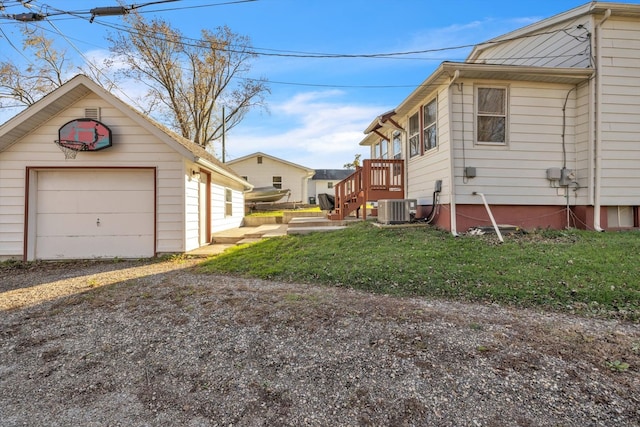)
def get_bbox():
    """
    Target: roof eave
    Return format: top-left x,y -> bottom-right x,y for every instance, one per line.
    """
0,75 -> 93,152
468,2 -> 640,61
